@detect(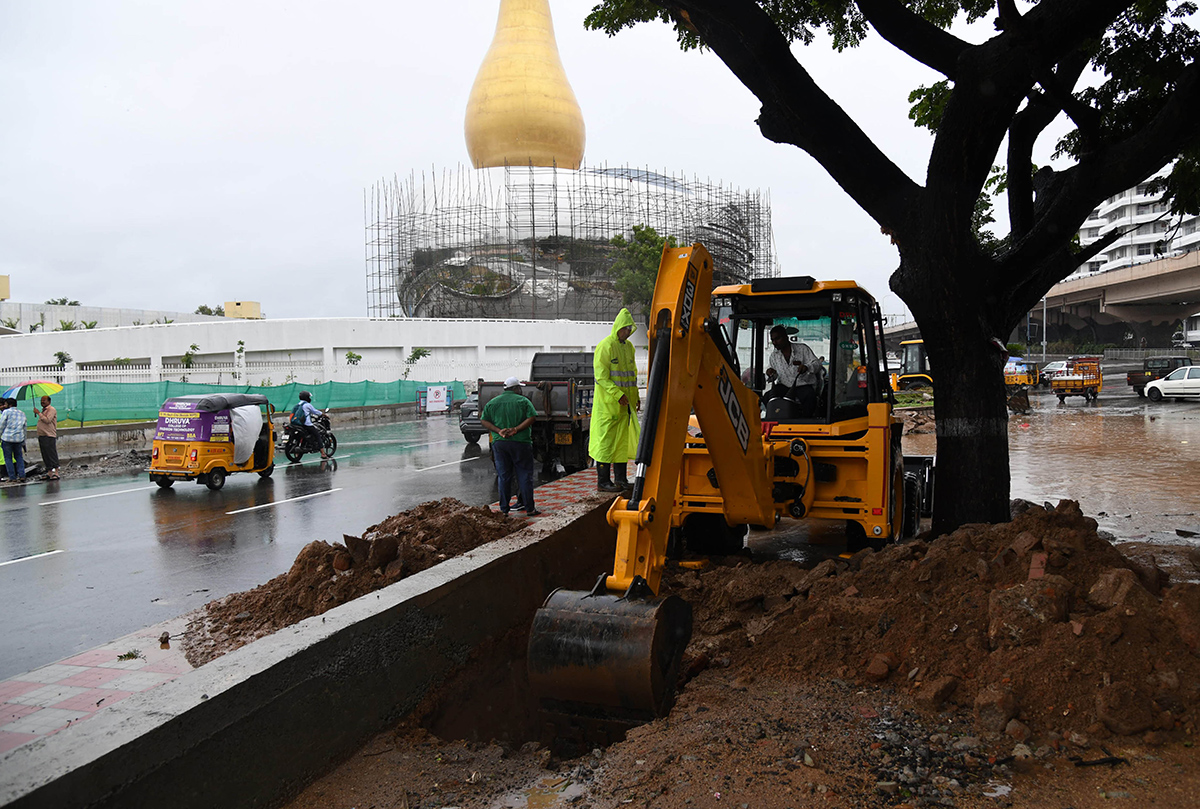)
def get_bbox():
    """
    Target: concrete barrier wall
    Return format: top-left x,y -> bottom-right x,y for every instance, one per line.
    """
0,497 -> 615,809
